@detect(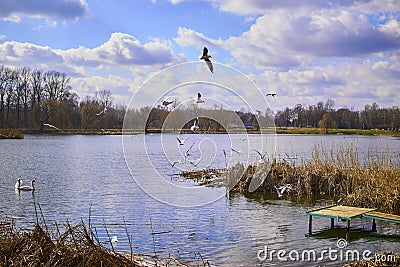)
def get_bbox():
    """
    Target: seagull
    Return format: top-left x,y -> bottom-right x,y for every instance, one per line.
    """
184,143 -> 195,160
196,93 -> 204,104
111,236 -> 118,244
231,148 -> 241,154
337,198 -> 343,206
266,93 -> 277,97
189,158 -> 201,167
42,123 -> 60,130
17,179 -> 35,191
96,105 -> 108,116
171,160 -> 183,168
190,117 -> 200,132
177,136 -> 189,145
162,100 -> 173,107
254,149 -> 268,163
274,184 -> 292,198
200,46 -> 213,73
